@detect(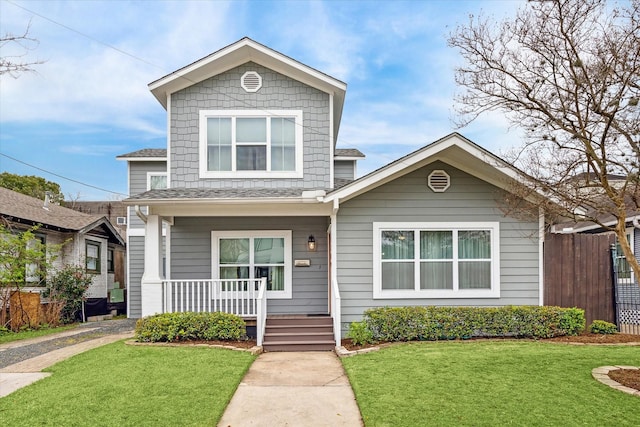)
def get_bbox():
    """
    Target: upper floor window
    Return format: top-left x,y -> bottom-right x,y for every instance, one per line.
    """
199,110 -> 303,178
147,172 -> 167,190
